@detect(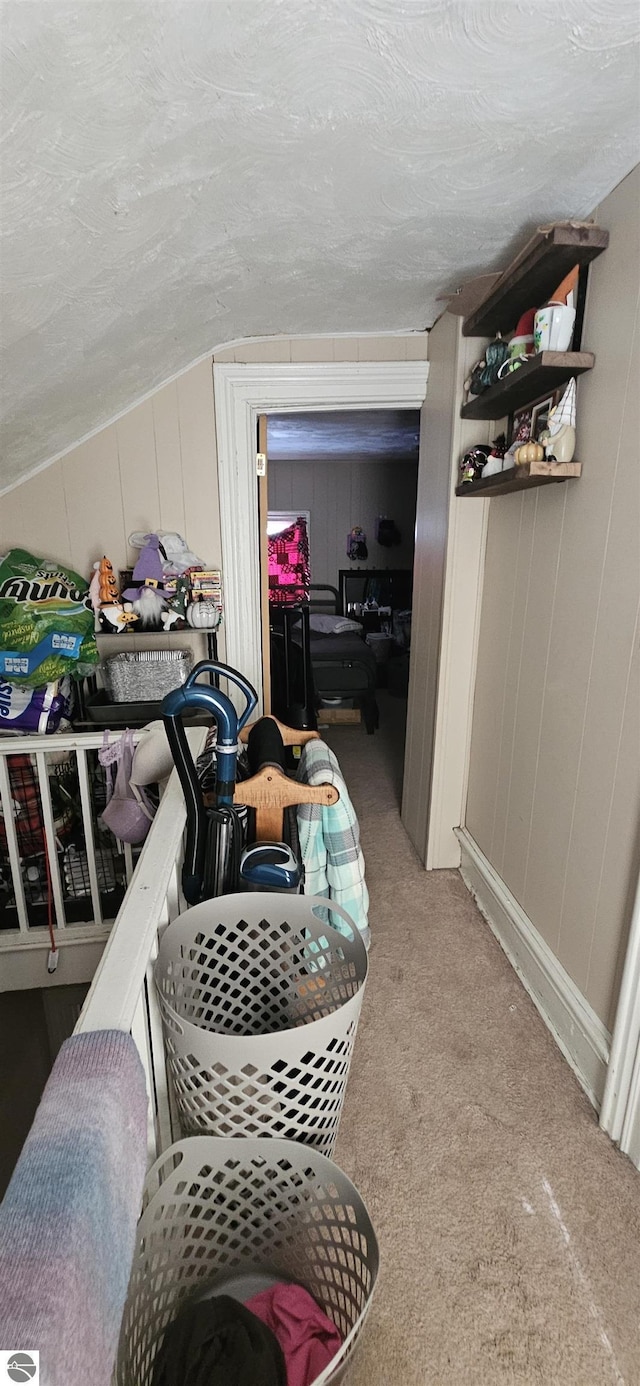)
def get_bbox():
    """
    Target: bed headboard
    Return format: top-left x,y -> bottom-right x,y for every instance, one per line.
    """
308,583 -> 341,615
